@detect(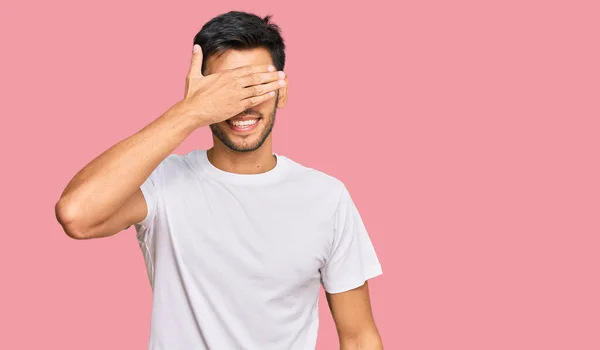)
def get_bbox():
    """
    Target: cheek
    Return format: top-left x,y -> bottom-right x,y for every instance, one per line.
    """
259,108 -> 278,121
256,96 -> 278,111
